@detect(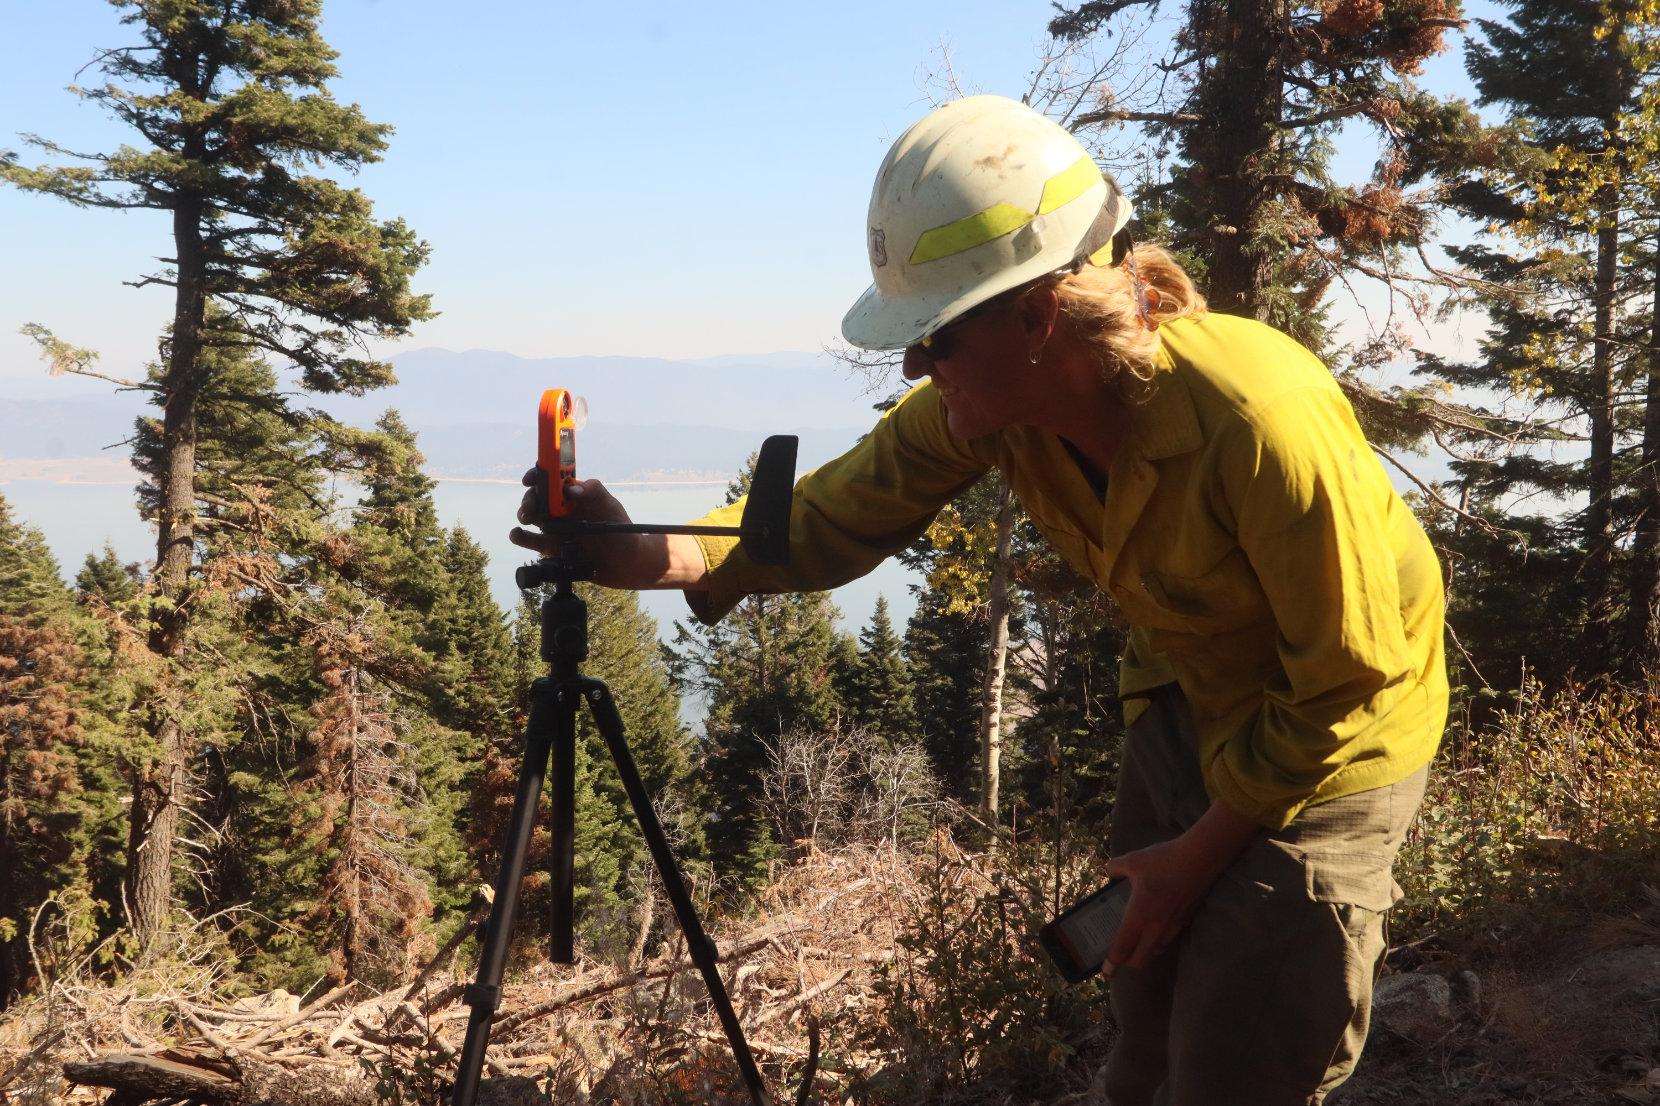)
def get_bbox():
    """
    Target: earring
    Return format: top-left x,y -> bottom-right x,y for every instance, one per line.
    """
1029,349 -> 1042,364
